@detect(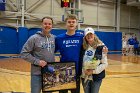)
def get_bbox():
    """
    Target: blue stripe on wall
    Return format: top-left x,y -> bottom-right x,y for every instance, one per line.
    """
0,27 -> 122,54
95,31 -> 122,51
0,26 -> 18,54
